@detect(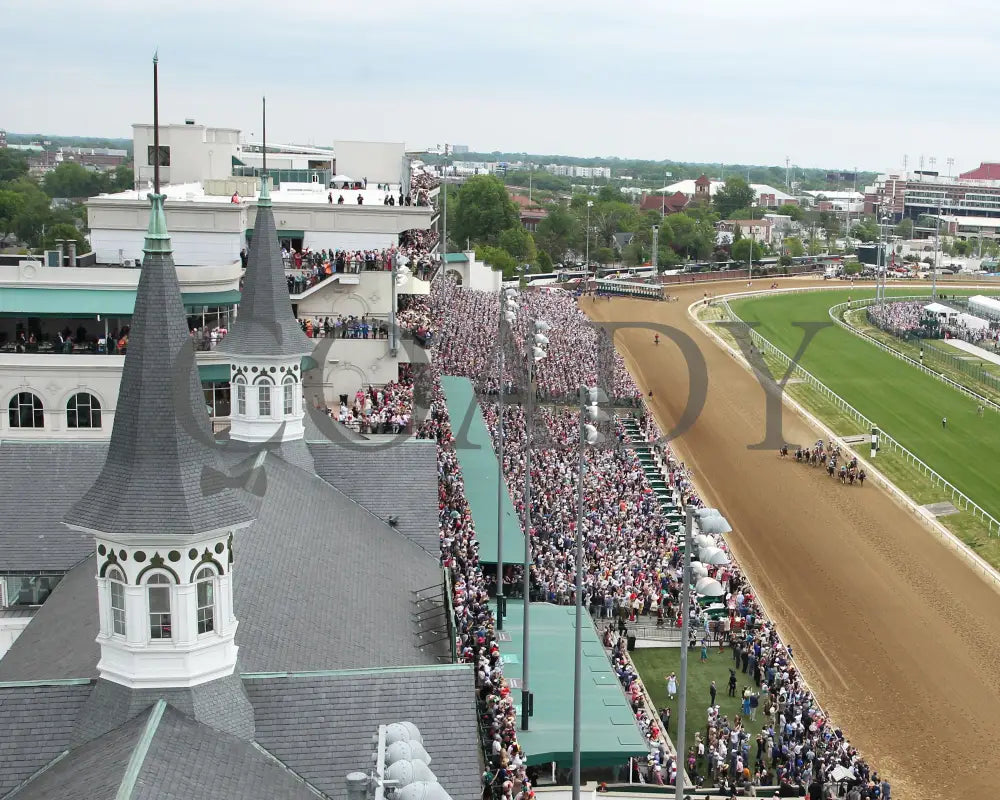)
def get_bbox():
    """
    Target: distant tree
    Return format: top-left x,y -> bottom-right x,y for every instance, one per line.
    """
475,244 -> 518,279
0,149 -> 29,185
851,217 -> 879,243
779,203 -> 805,222
43,162 -> 103,198
498,225 -> 537,265
534,204 -> 580,262
42,222 -> 90,254
726,206 -> 767,220
783,237 -> 805,257
596,185 -> 623,203
595,247 -> 615,266
591,201 -> 639,248
894,218 -> 914,238
8,179 -> 52,247
713,178 -> 756,219
536,248 -> 553,272
452,175 -> 518,246
110,164 -> 134,192
731,239 -> 765,262
0,189 -> 25,241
